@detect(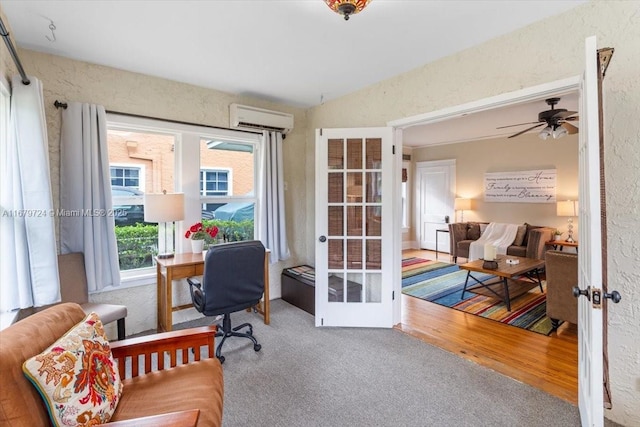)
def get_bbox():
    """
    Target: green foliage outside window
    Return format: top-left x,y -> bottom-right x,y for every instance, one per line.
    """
115,219 -> 255,271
